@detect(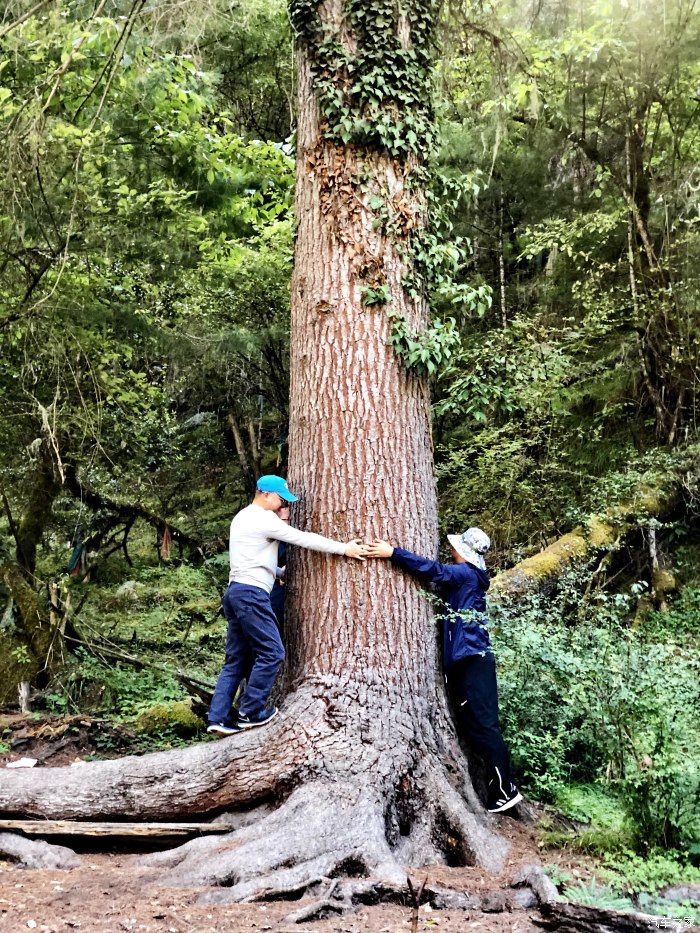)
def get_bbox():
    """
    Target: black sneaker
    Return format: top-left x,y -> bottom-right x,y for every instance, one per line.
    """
236,707 -> 279,730
206,722 -> 240,737
487,785 -> 523,813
